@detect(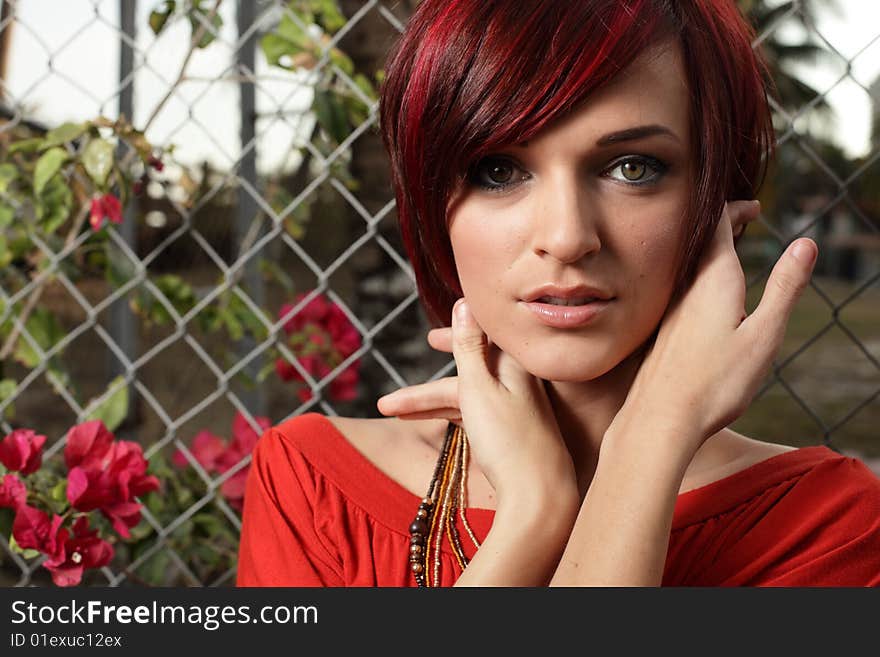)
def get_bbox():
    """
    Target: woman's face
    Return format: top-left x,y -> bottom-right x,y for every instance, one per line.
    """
447,42 -> 692,382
